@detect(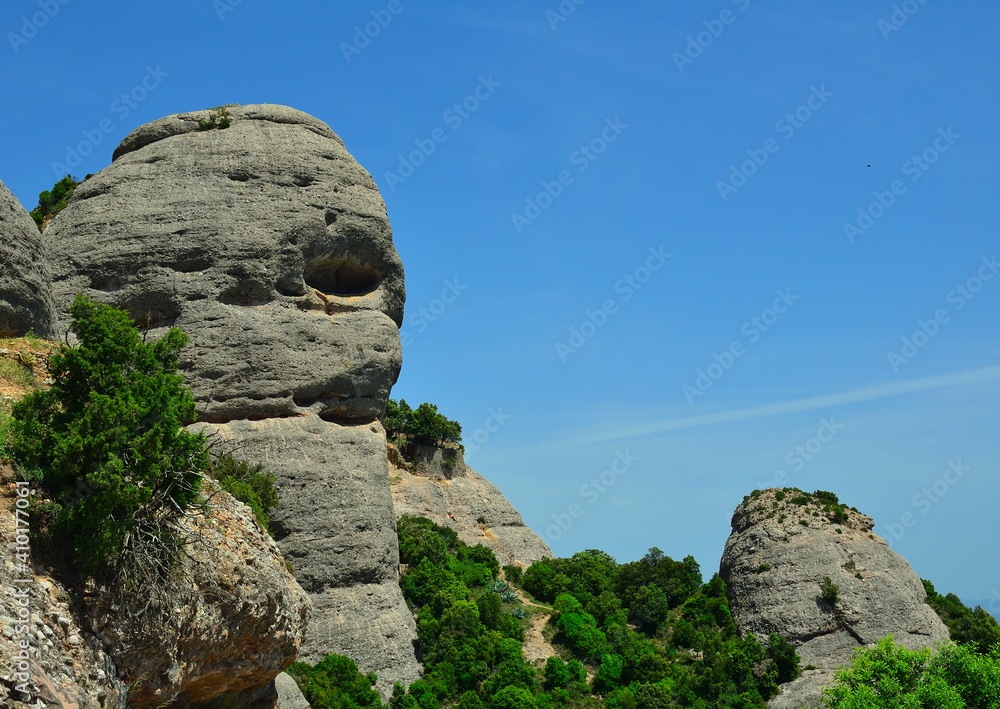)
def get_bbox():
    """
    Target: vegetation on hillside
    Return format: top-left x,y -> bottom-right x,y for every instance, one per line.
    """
383,398 -> 462,448
923,580 -> 1000,655
30,174 -> 88,230
4,297 -> 279,583
823,635 -> 1000,708
292,518 -> 801,708
9,295 -> 207,576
